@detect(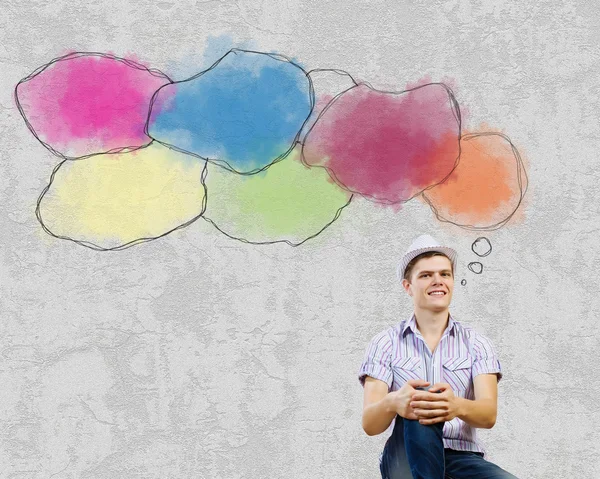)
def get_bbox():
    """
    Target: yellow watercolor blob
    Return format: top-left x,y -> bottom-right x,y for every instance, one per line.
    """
38,143 -> 206,249
204,146 -> 351,245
